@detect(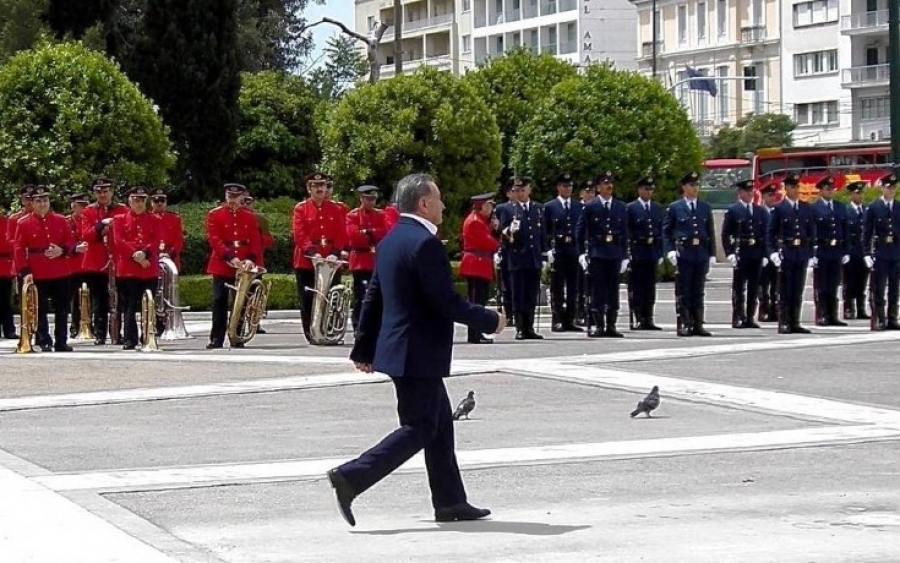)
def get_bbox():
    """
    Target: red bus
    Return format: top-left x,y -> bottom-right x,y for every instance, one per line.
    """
702,158 -> 753,208
753,143 -> 892,201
